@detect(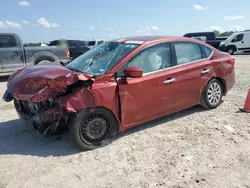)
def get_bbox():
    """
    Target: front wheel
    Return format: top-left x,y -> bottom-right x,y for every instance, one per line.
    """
69,108 -> 118,150
200,79 -> 223,109
227,46 -> 236,55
